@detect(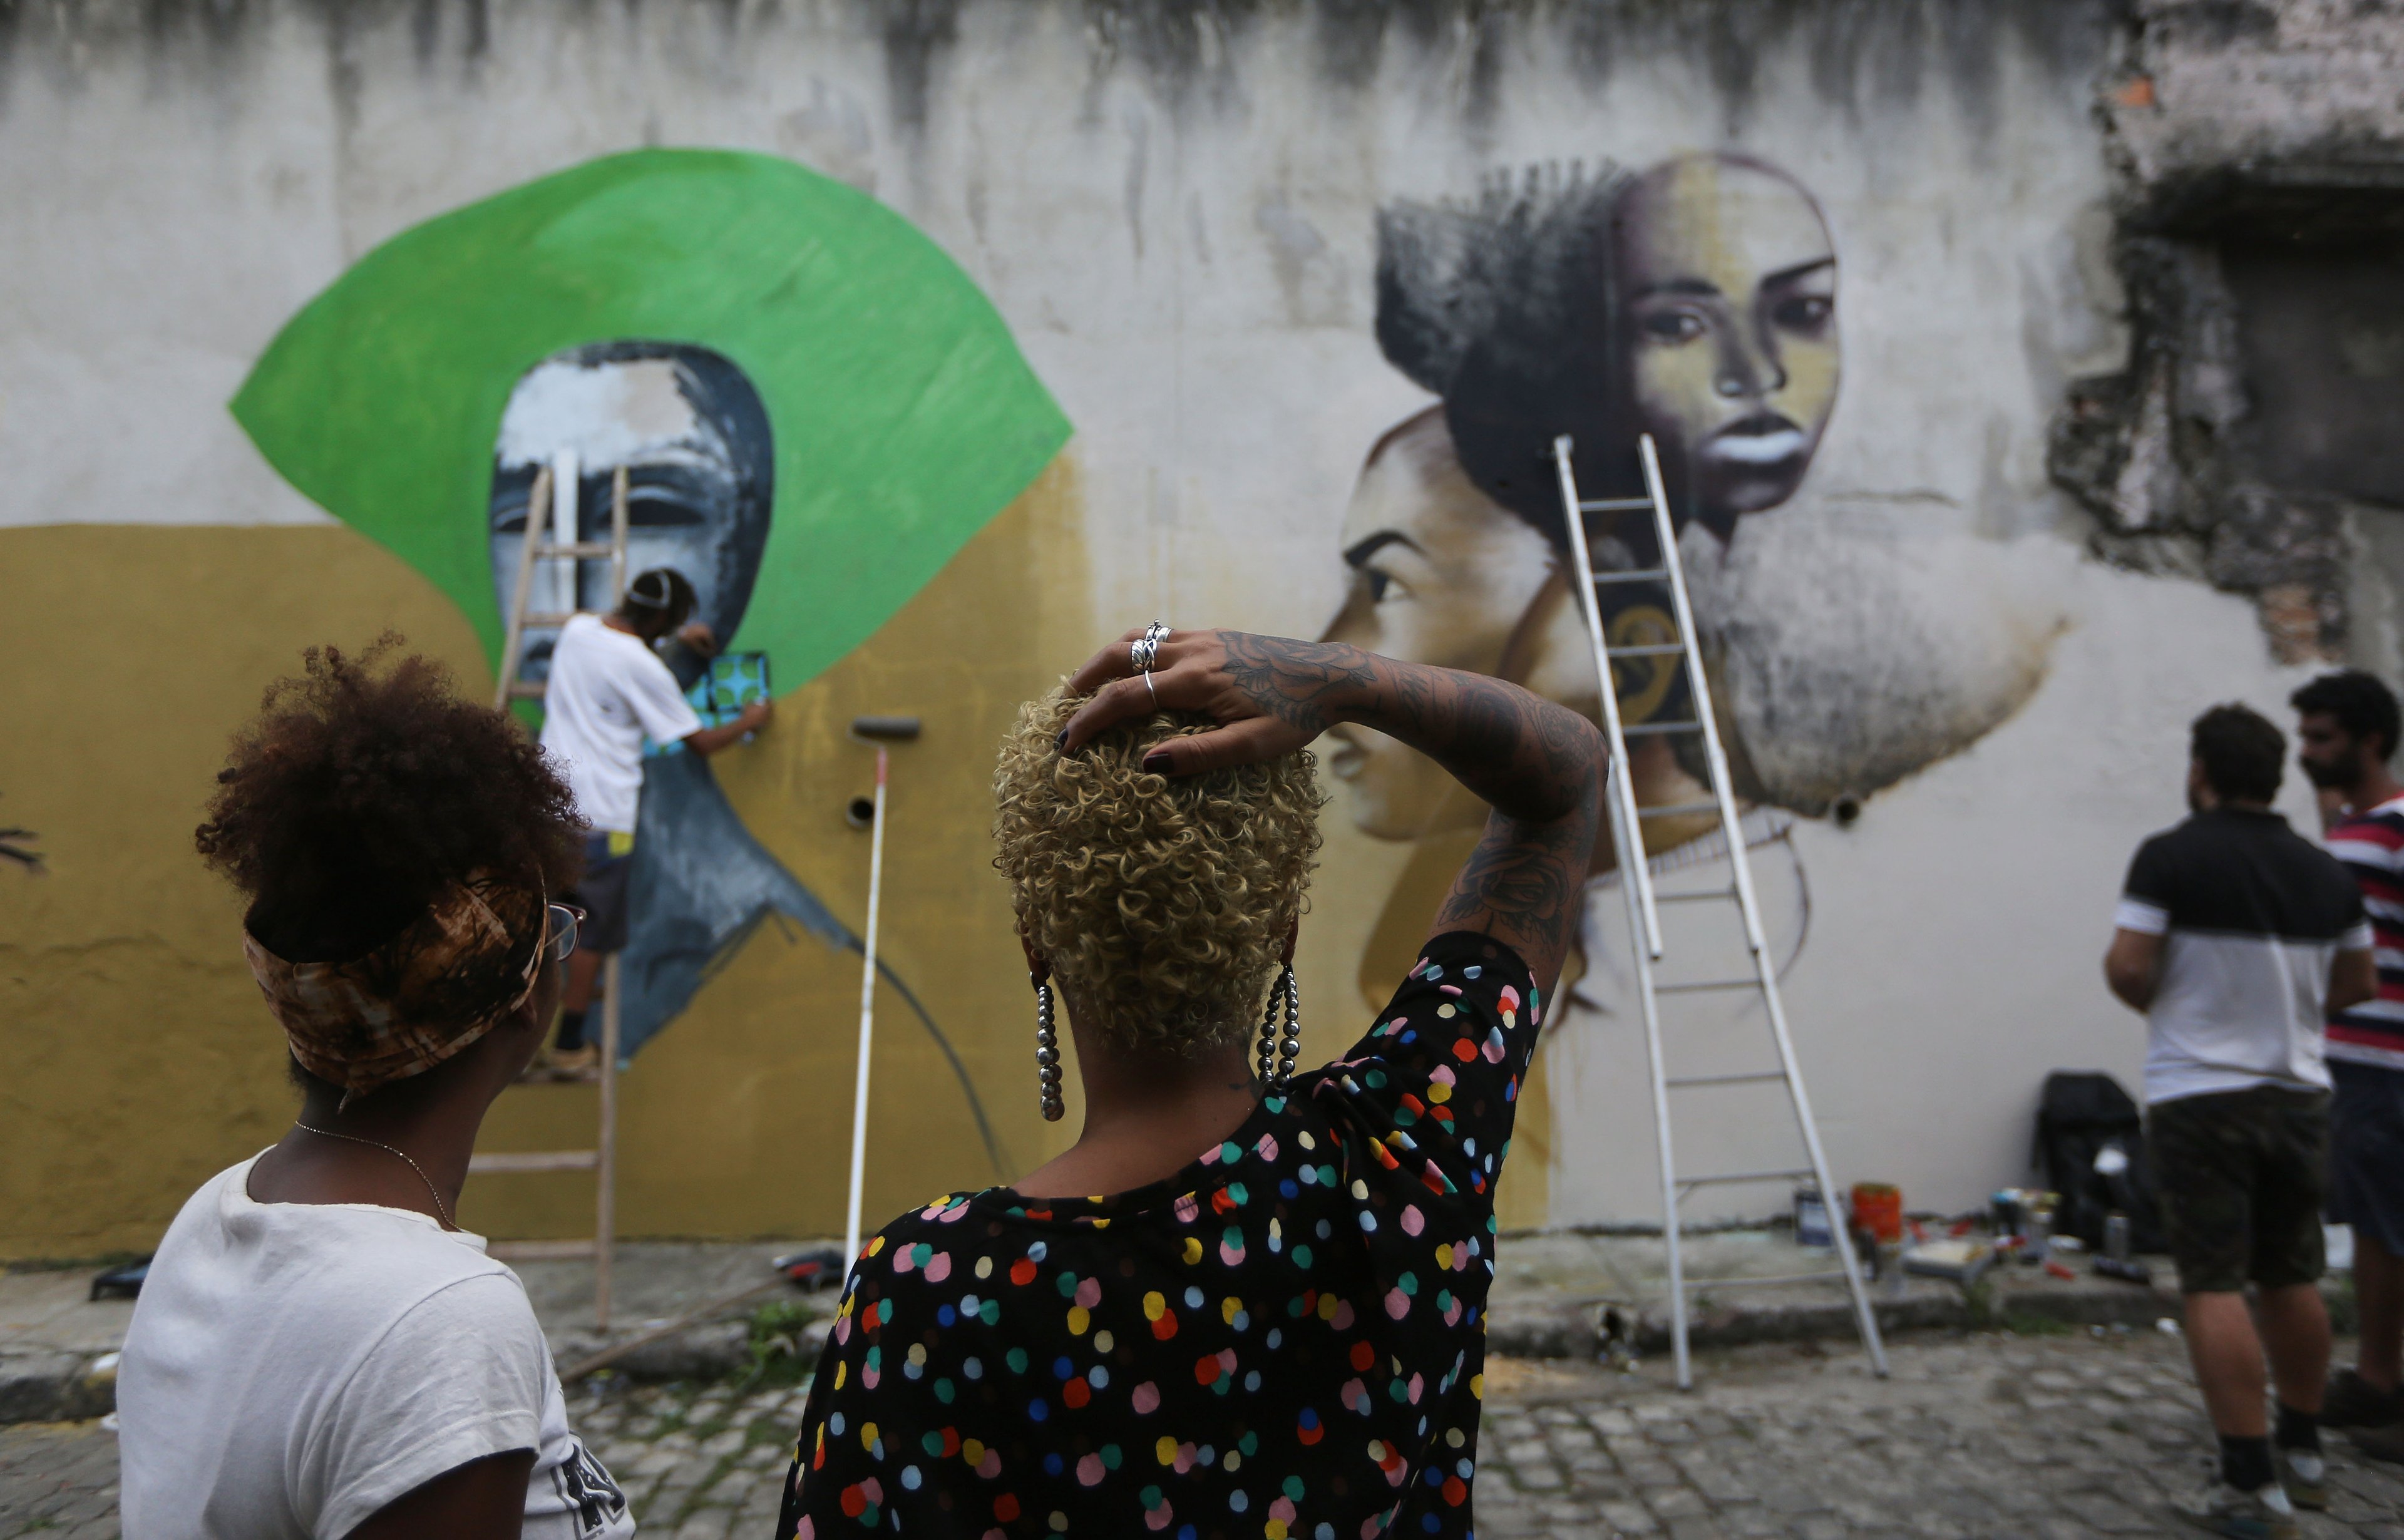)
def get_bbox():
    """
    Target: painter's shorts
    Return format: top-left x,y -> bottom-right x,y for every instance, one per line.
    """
568,830 -> 635,955
2330,1060 -> 2404,1258
2147,1084 -> 2329,1295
